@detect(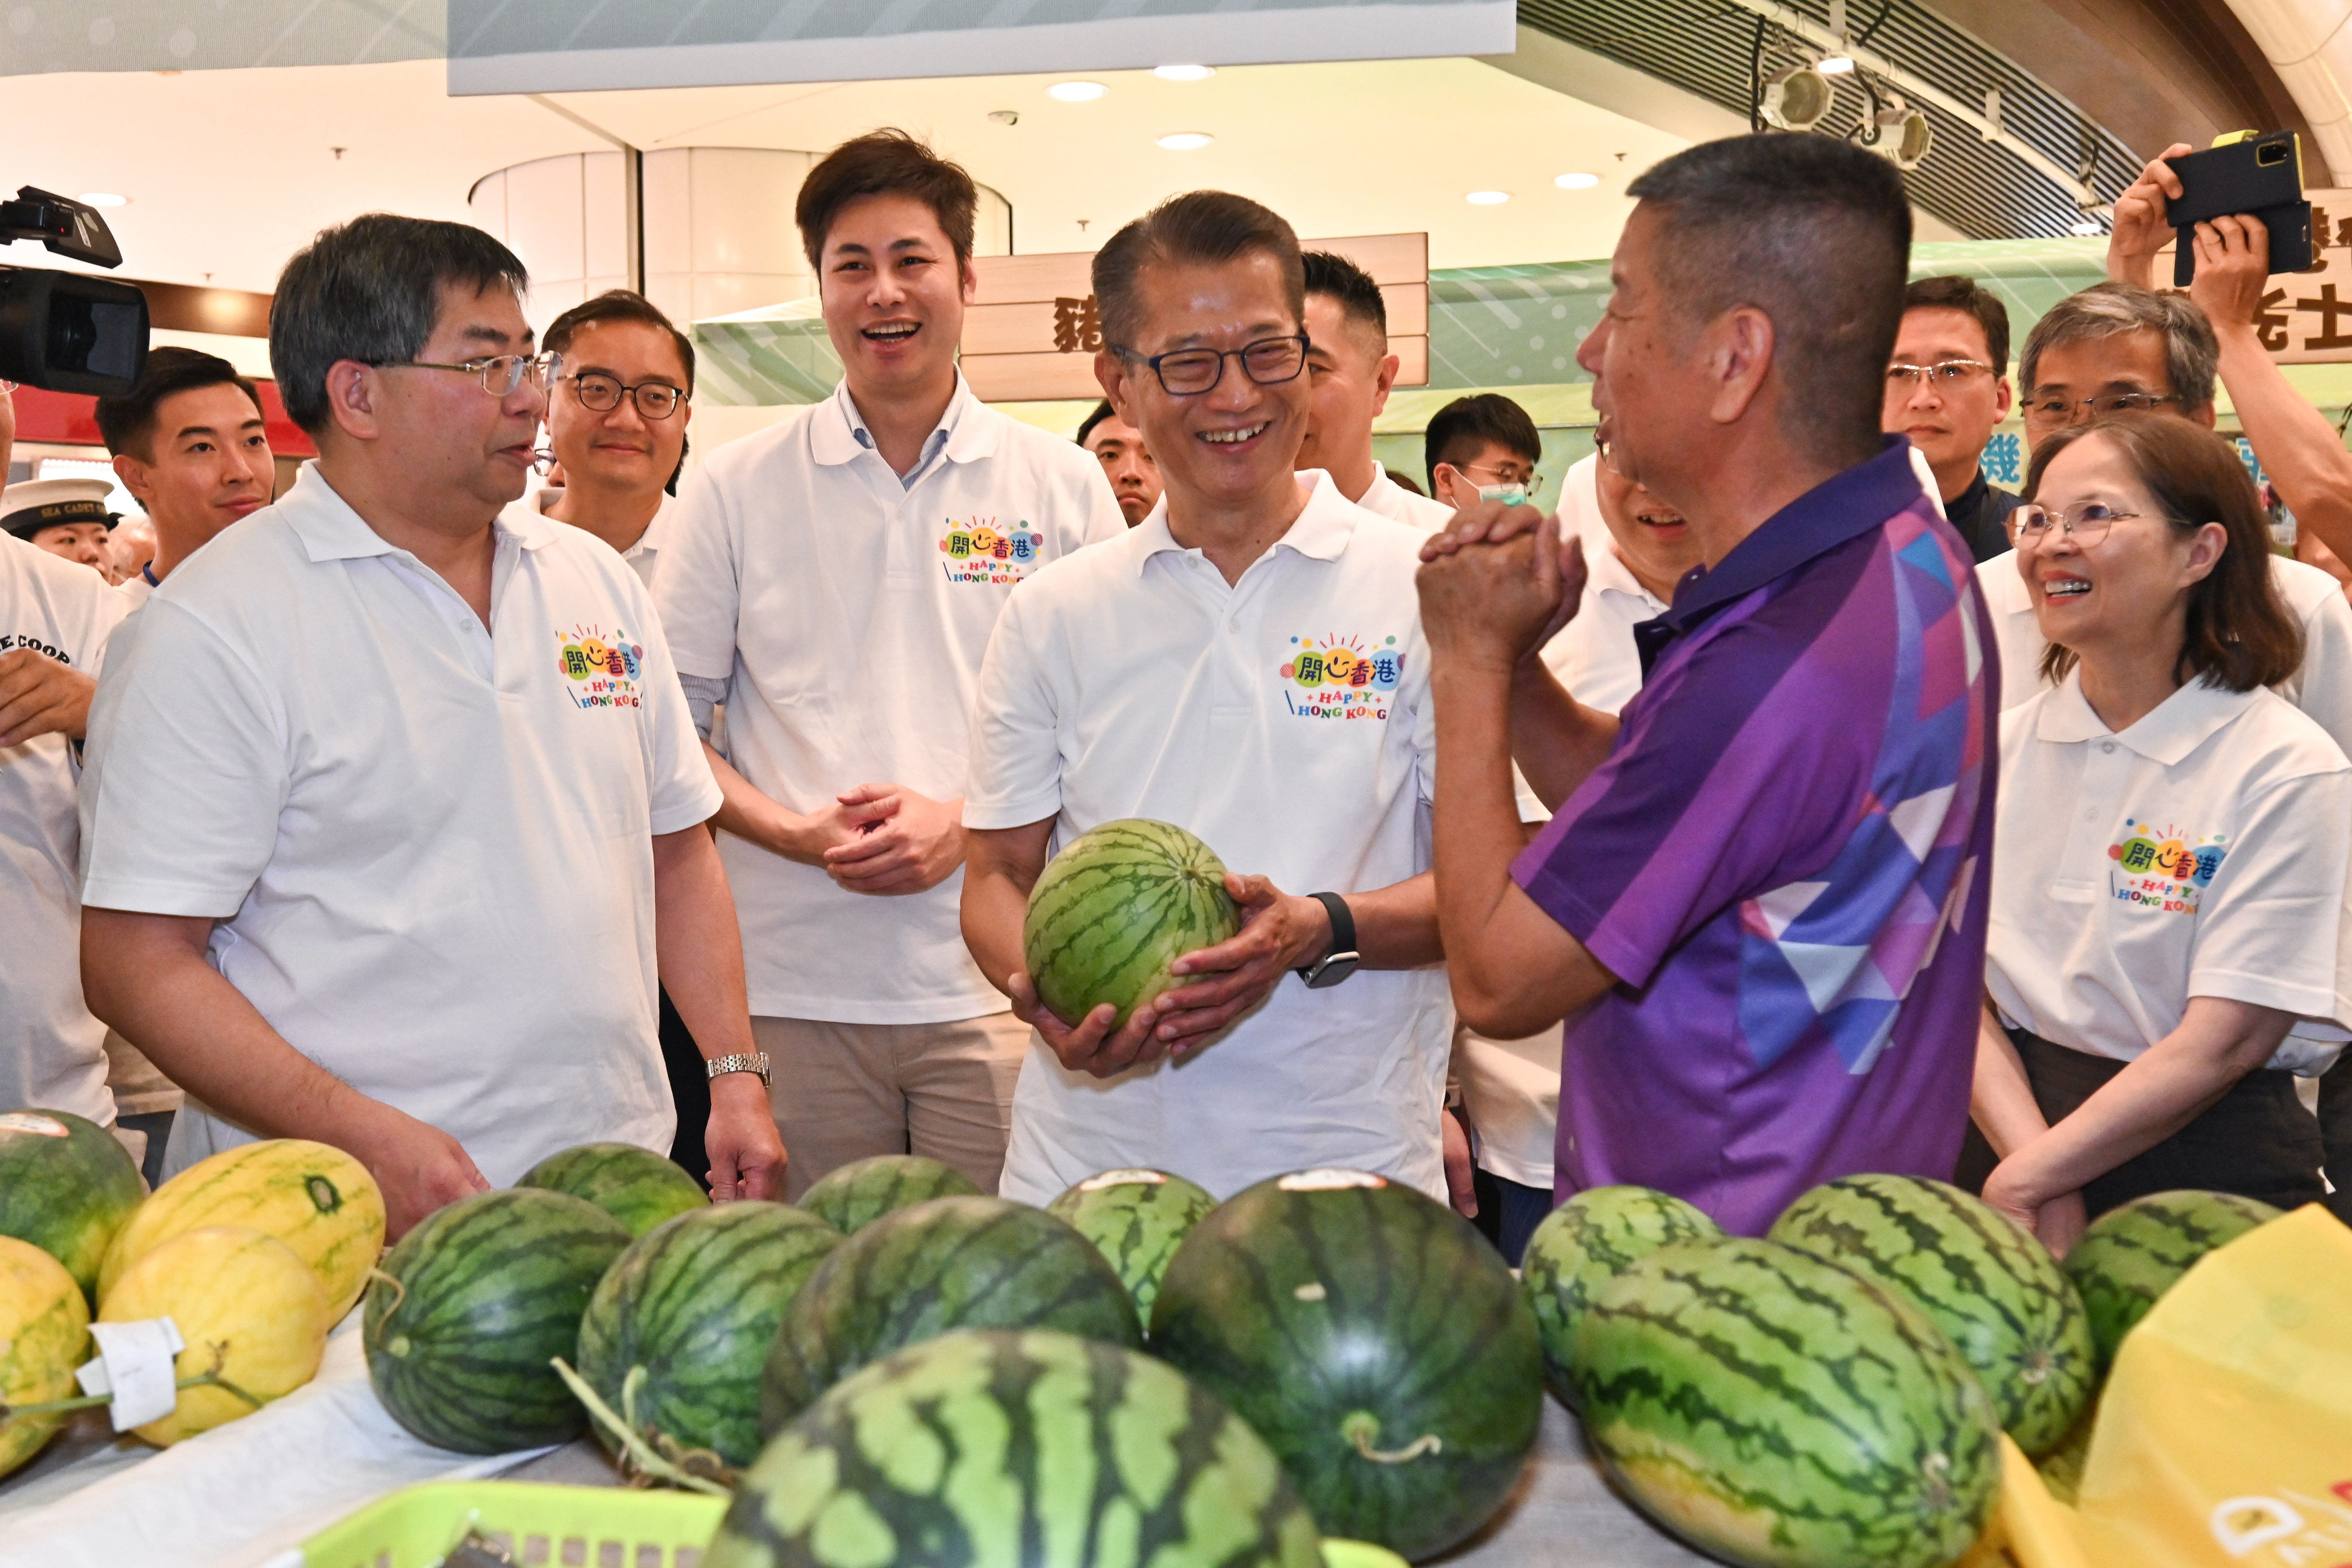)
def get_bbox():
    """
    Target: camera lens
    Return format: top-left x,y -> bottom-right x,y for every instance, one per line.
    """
47,299 -> 97,370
